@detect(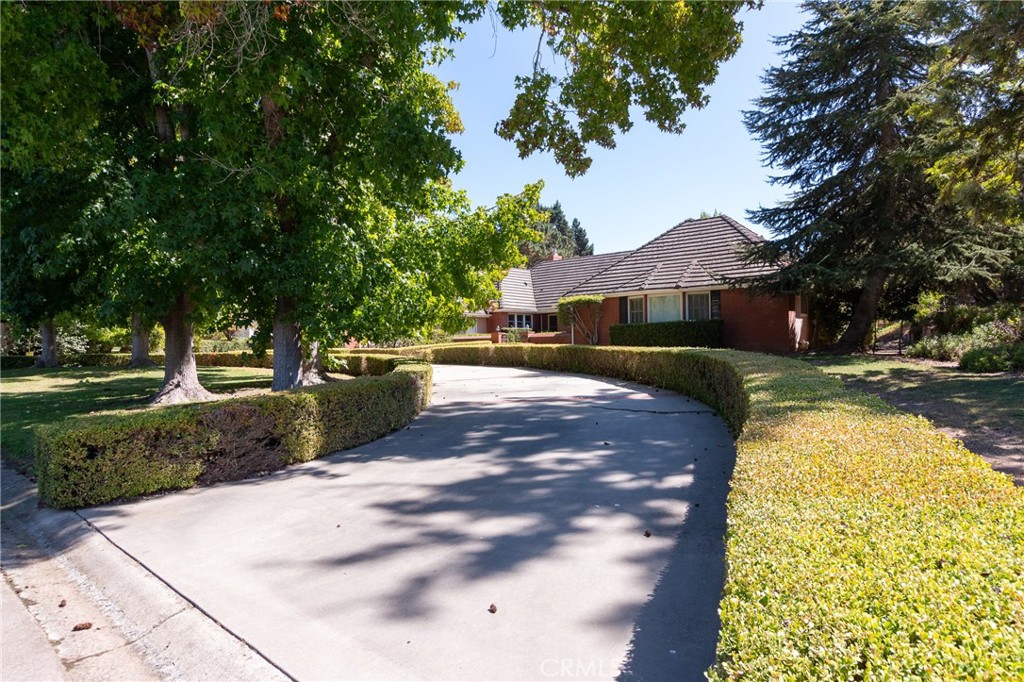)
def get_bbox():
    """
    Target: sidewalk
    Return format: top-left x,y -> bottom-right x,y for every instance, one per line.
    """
0,467 -> 287,682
